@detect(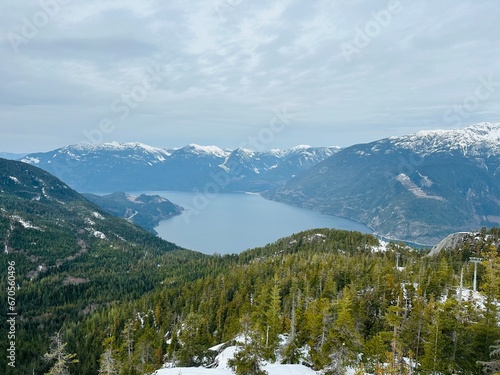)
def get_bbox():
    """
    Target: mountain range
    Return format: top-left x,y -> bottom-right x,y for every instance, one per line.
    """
21,143 -> 339,193
17,122 -> 500,244
268,122 -> 500,244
